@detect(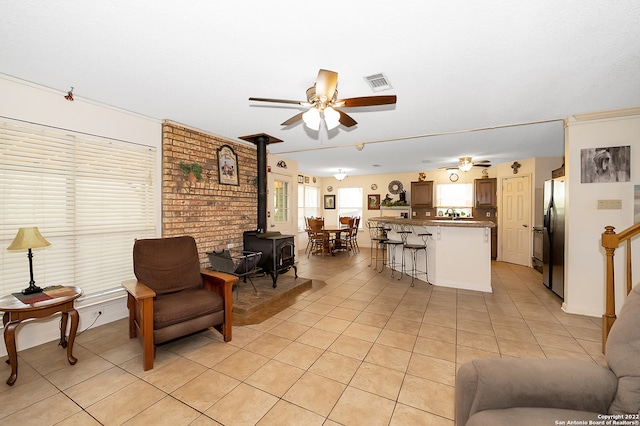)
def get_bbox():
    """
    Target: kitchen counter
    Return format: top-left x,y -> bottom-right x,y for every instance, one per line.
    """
374,216 -> 496,228
371,217 -> 493,293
